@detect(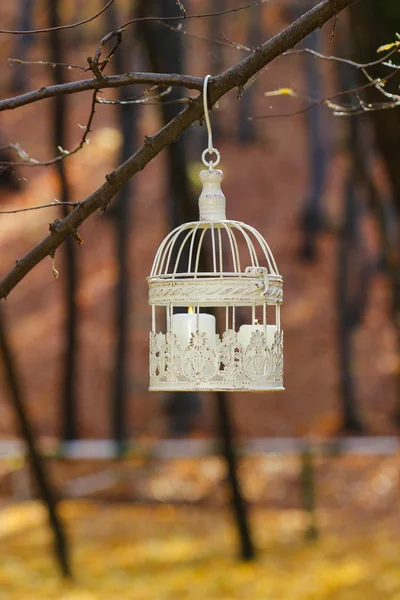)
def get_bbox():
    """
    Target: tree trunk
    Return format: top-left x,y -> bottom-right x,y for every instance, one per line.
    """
137,0 -> 255,559
108,2 -> 138,450
337,170 -> 365,433
215,391 -> 256,560
350,1 -> 400,426
0,307 -> 71,577
10,0 -> 35,94
136,0 -> 202,436
237,7 -> 263,143
208,0 -> 225,143
298,30 -> 329,261
48,0 -> 79,443
334,57 -> 371,434
300,445 -> 318,541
